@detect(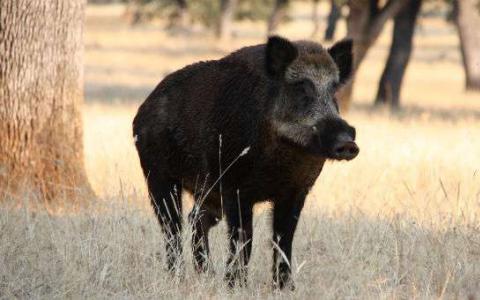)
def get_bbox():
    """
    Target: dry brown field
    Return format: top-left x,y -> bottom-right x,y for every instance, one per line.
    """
1,3 -> 480,299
